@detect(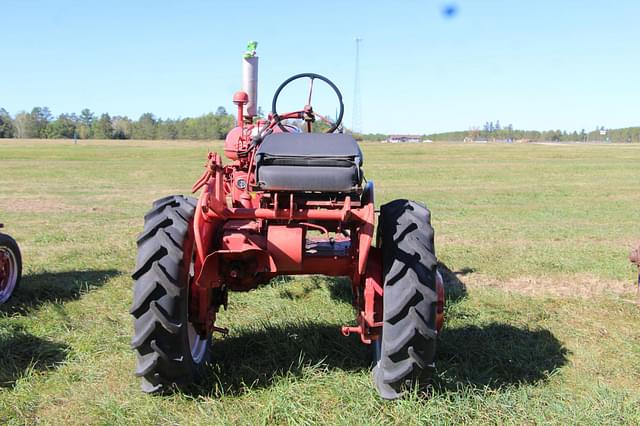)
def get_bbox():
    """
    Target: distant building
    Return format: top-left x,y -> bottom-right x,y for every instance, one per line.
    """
464,136 -> 488,143
386,134 -> 424,143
